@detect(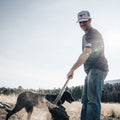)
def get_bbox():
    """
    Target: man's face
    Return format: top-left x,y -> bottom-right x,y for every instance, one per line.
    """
79,19 -> 91,32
